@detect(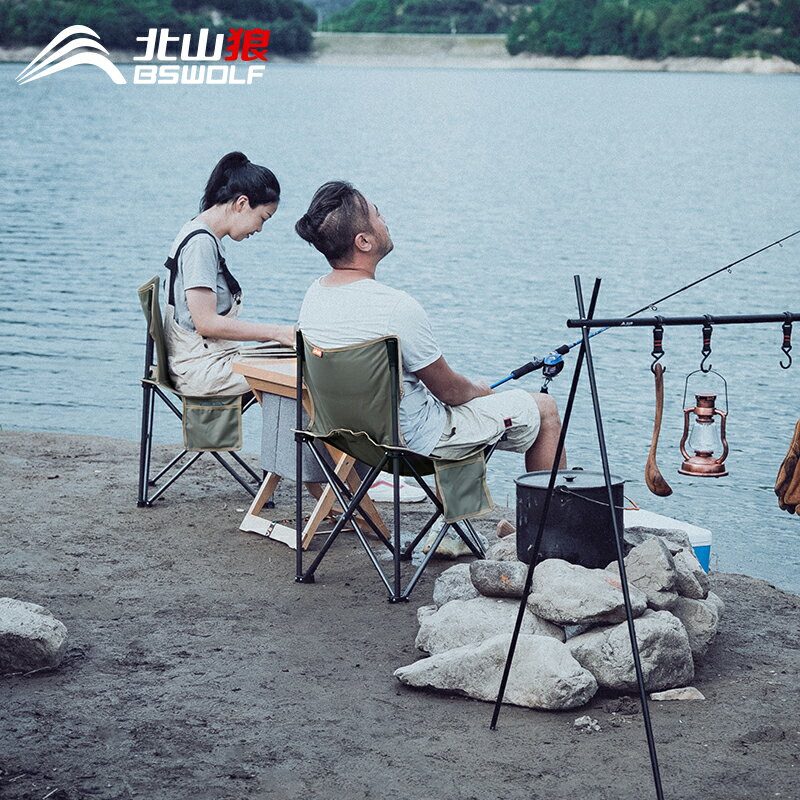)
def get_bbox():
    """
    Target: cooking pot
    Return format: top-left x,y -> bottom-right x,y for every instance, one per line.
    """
515,469 -> 625,568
